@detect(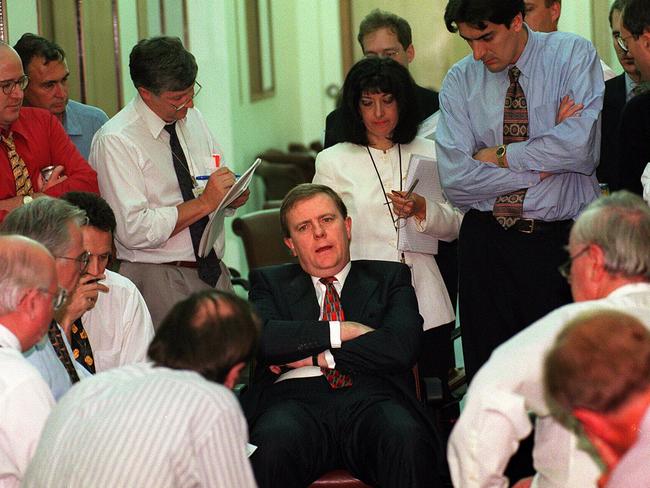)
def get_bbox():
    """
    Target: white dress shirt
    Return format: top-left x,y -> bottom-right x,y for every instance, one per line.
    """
448,283 -> 650,488
641,163 -> 650,205
22,363 -> 257,488
89,94 -> 227,263
314,138 -> 461,330
83,270 -> 155,372
0,324 -> 54,487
